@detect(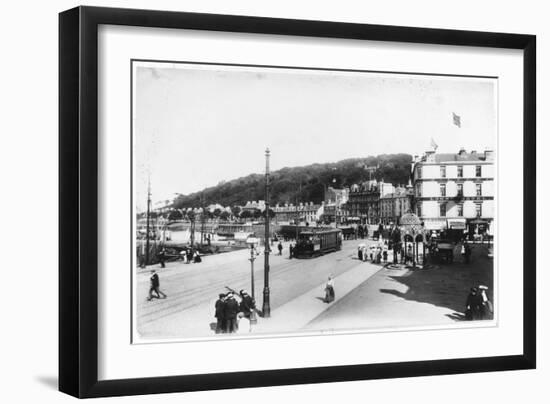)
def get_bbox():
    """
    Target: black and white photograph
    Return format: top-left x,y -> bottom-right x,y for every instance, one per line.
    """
132,61 -> 497,342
